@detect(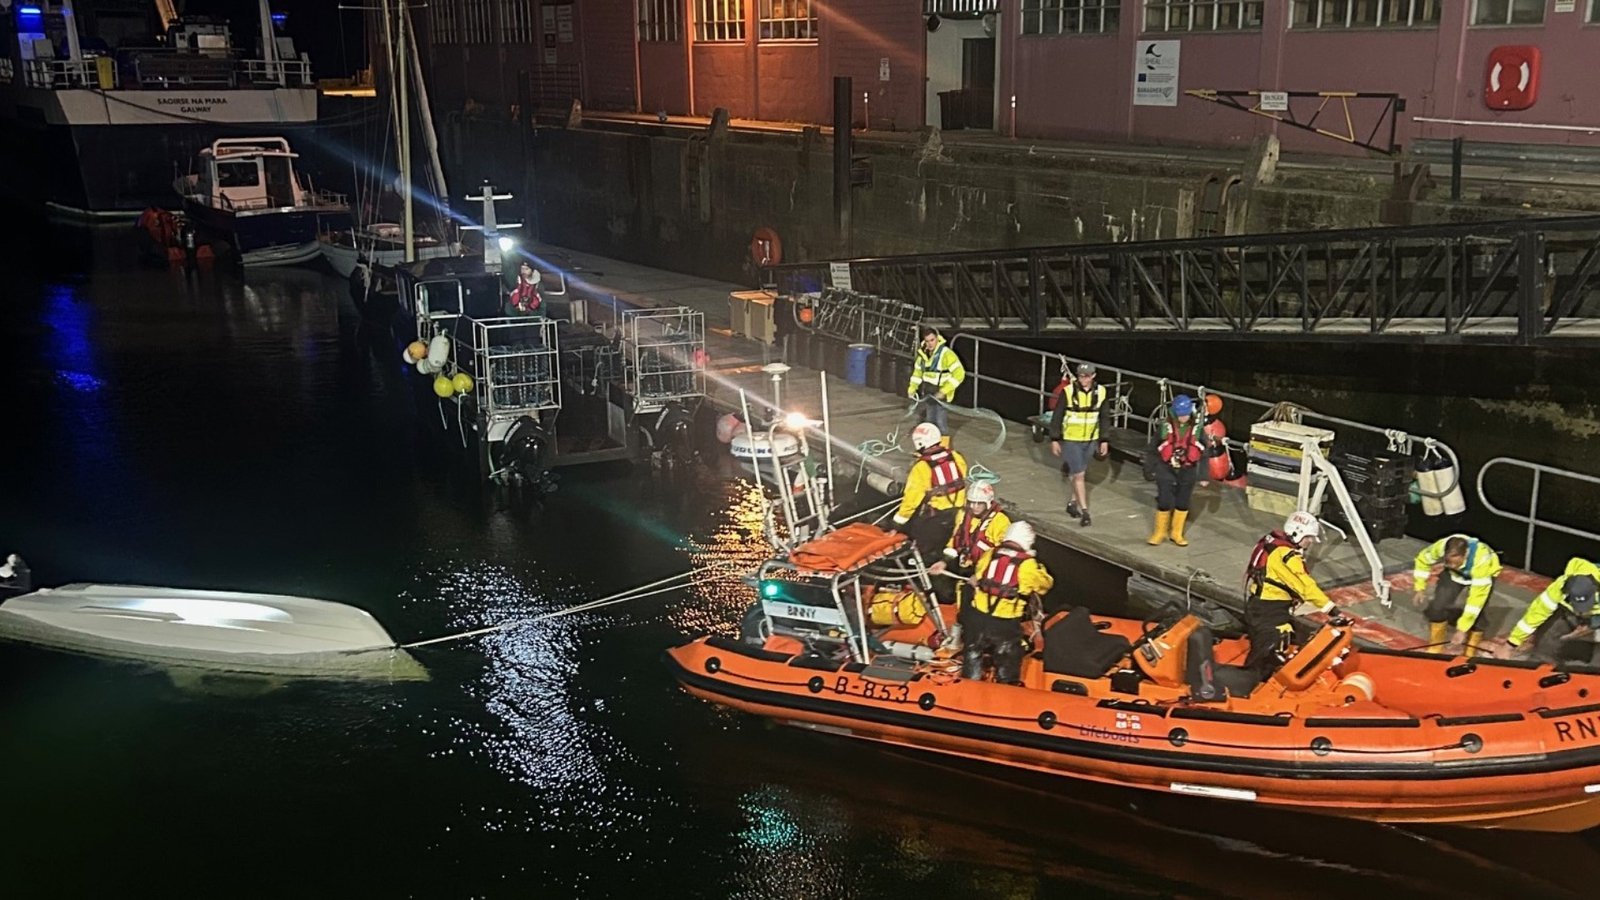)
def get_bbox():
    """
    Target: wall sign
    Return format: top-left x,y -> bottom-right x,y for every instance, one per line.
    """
879,58 -> 890,82
1484,45 -> 1541,111
1259,91 -> 1288,112
1134,41 -> 1181,108
556,5 -> 574,43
